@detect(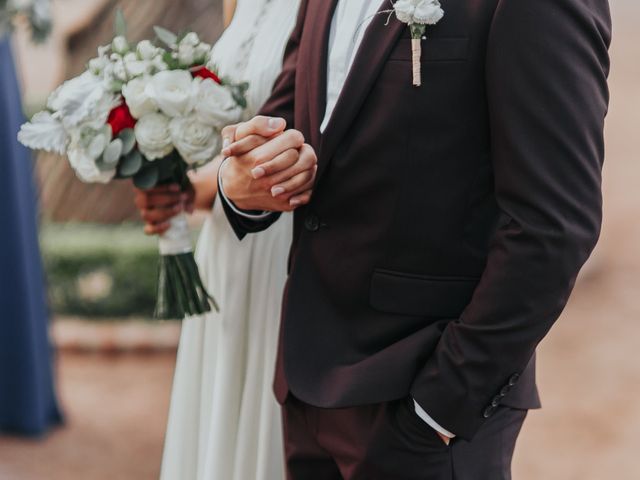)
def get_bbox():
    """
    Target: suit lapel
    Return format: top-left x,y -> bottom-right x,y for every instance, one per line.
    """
306,0 -> 338,150
316,3 -> 405,181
